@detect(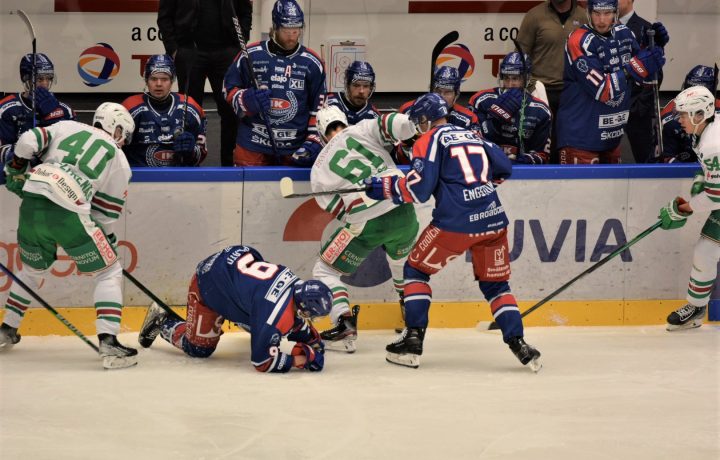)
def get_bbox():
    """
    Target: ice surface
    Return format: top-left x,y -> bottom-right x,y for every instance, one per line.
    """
1,326 -> 718,460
